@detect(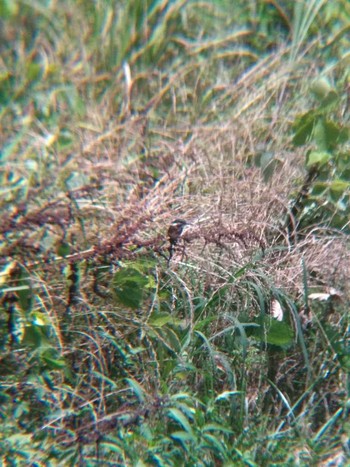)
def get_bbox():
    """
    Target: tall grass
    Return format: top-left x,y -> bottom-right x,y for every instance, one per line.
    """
1,0 -> 349,465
